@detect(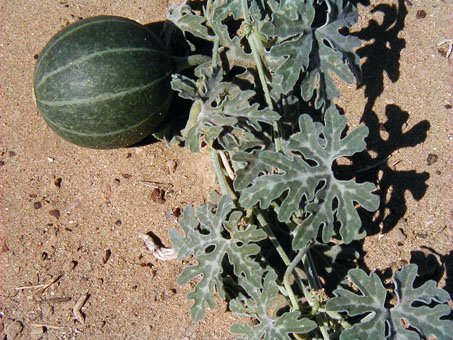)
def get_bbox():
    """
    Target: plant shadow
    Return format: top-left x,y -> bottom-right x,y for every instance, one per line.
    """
323,0 -> 440,292
335,0 -> 430,236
